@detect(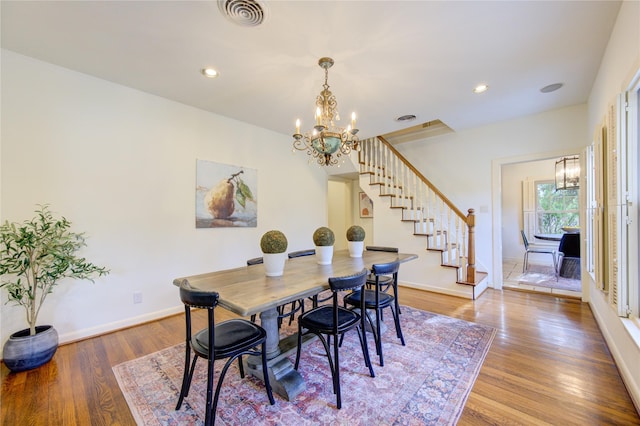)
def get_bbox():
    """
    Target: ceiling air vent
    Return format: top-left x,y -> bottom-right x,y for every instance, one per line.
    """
218,0 -> 267,27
